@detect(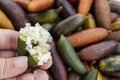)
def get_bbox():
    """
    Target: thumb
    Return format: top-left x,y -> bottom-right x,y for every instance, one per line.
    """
0,56 -> 28,79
